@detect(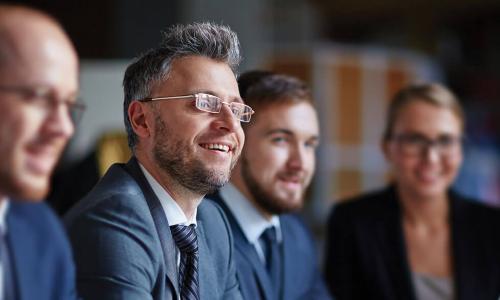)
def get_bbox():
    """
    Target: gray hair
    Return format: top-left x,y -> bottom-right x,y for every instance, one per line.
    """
123,22 -> 241,151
